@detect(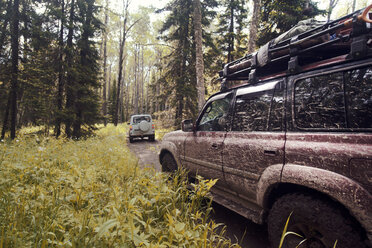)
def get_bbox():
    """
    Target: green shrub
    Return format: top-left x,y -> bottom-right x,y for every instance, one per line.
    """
0,124 -> 239,247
